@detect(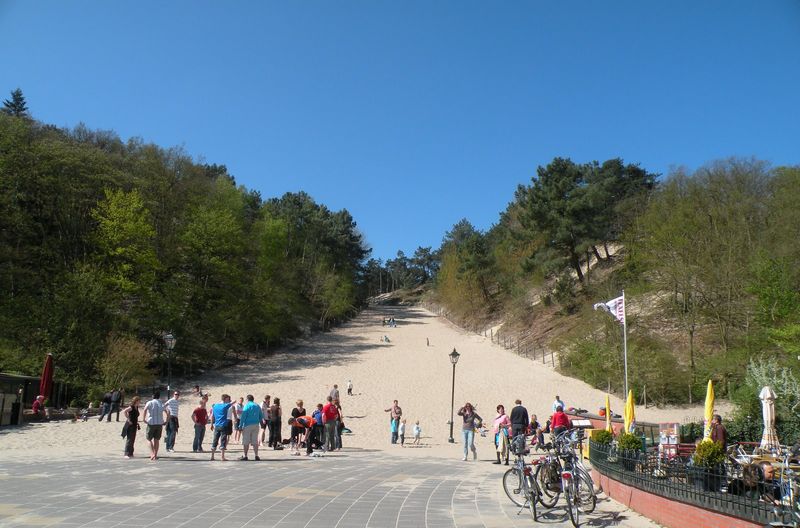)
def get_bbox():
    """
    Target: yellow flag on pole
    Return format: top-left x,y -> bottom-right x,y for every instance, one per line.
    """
605,394 -> 612,432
